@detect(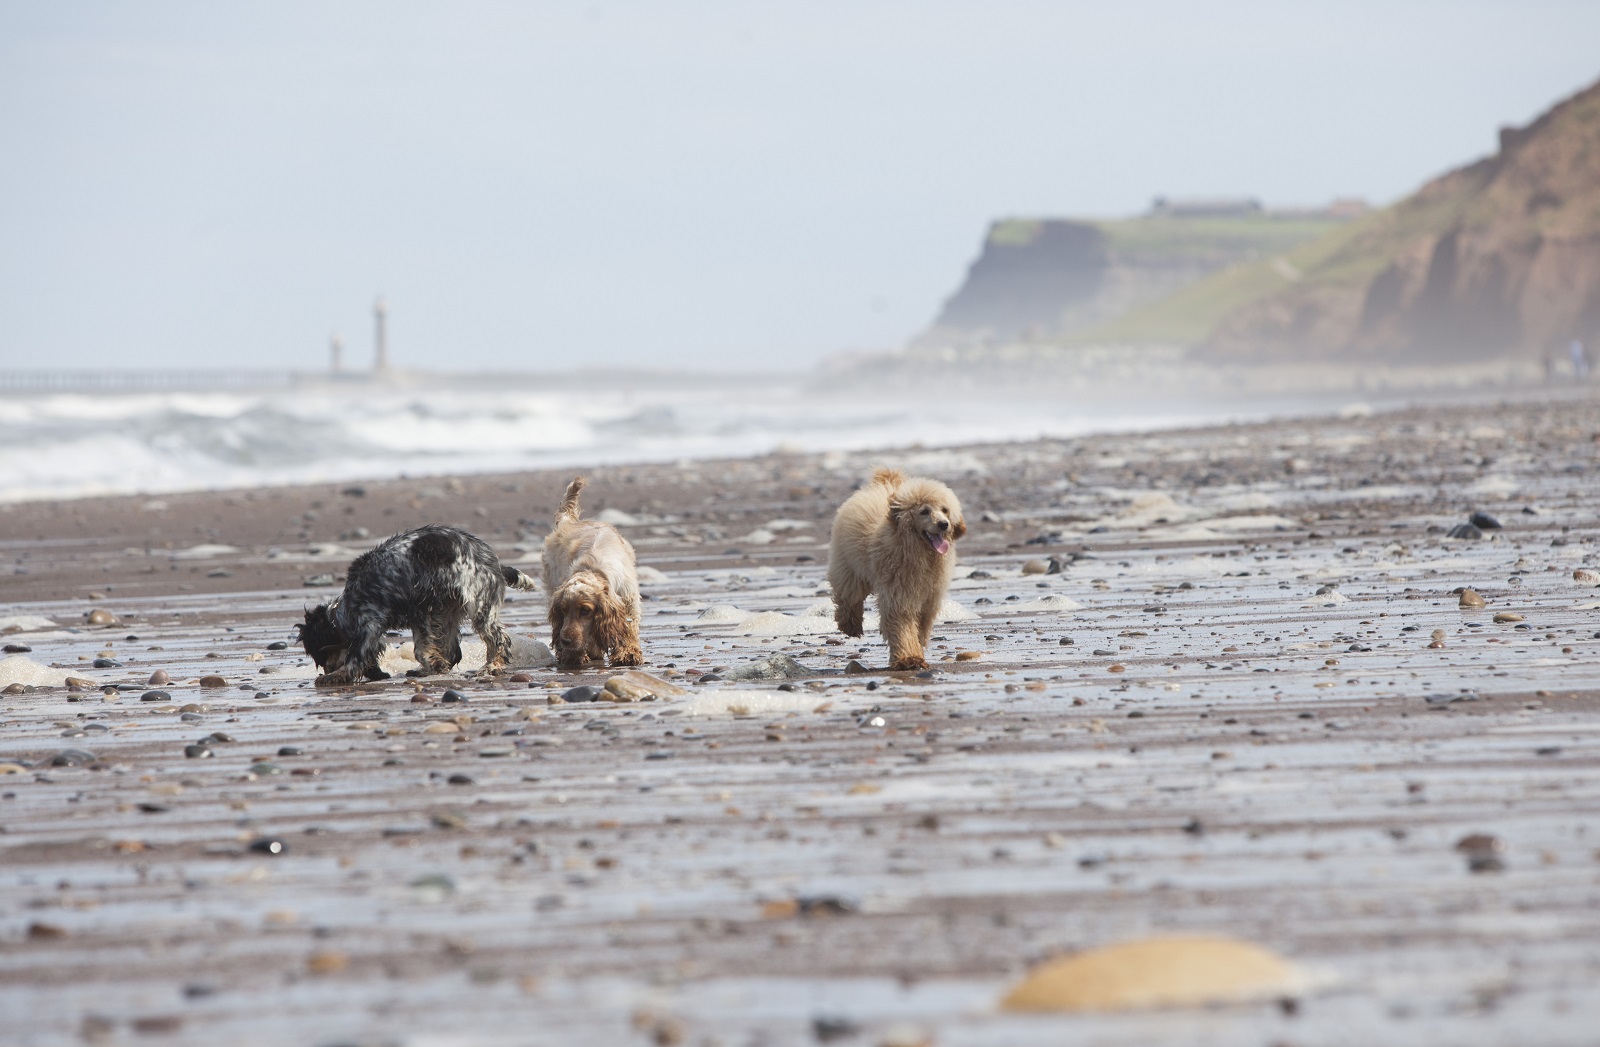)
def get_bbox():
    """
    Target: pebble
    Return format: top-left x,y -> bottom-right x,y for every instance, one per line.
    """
249,837 -> 287,855
140,690 -> 172,703
423,722 -> 459,734
447,773 -> 475,785
198,675 -> 228,688
64,677 -> 96,690
278,746 -> 303,756
84,609 -> 118,626
1457,589 -> 1487,609
955,651 -> 982,661
0,762 -> 28,775
3,643 -> 31,653
607,671 -> 688,699
2,683 -> 25,695
147,670 -> 171,685
441,689 -> 468,703
1468,511 -> 1502,530
1492,612 -> 1525,623
50,749 -> 98,767
249,762 -> 283,776
266,641 -> 288,651
1446,523 -> 1485,541
1455,833 -> 1506,873
183,745 -> 213,759
844,660 -> 870,674
306,951 -> 348,975
1021,559 -> 1049,575
561,685 -> 605,703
